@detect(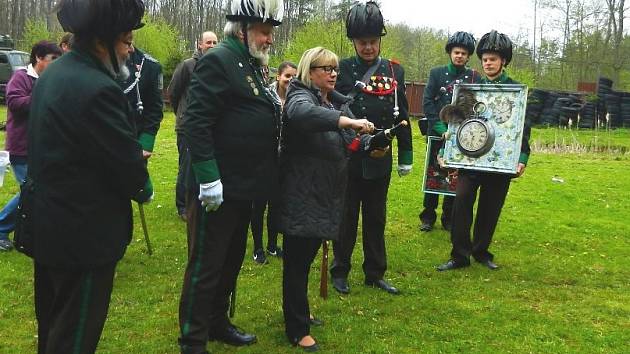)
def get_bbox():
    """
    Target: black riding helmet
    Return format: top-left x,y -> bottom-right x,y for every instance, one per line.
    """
476,30 -> 513,66
346,1 -> 387,38
445,31 -> 476,55
56,0 -> 145,73
226,0 -> 284,26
